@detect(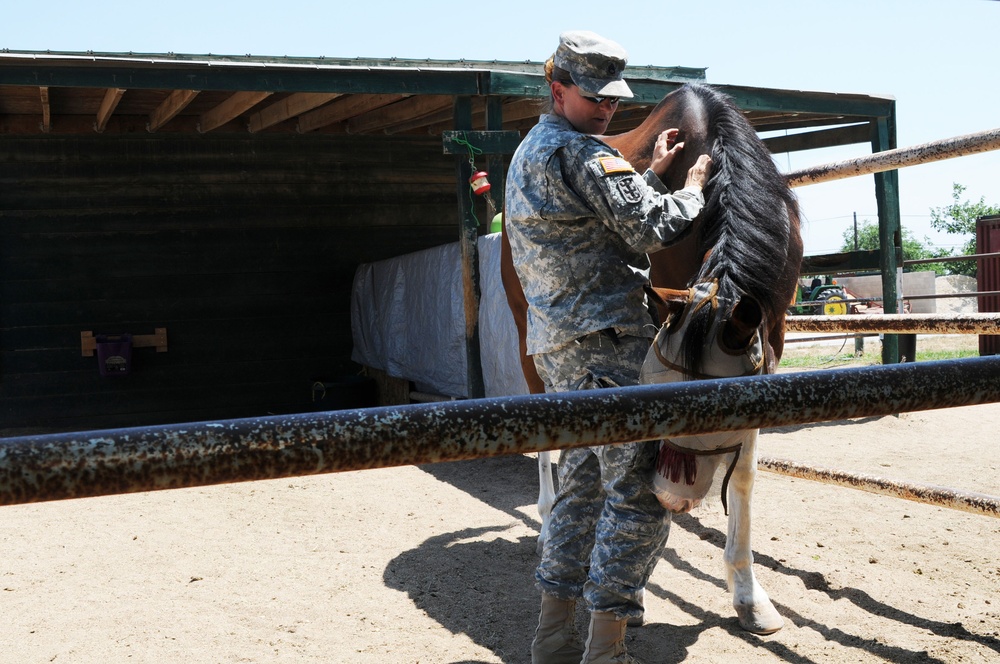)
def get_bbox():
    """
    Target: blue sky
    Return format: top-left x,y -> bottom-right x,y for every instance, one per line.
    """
3,0 -> 998,256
